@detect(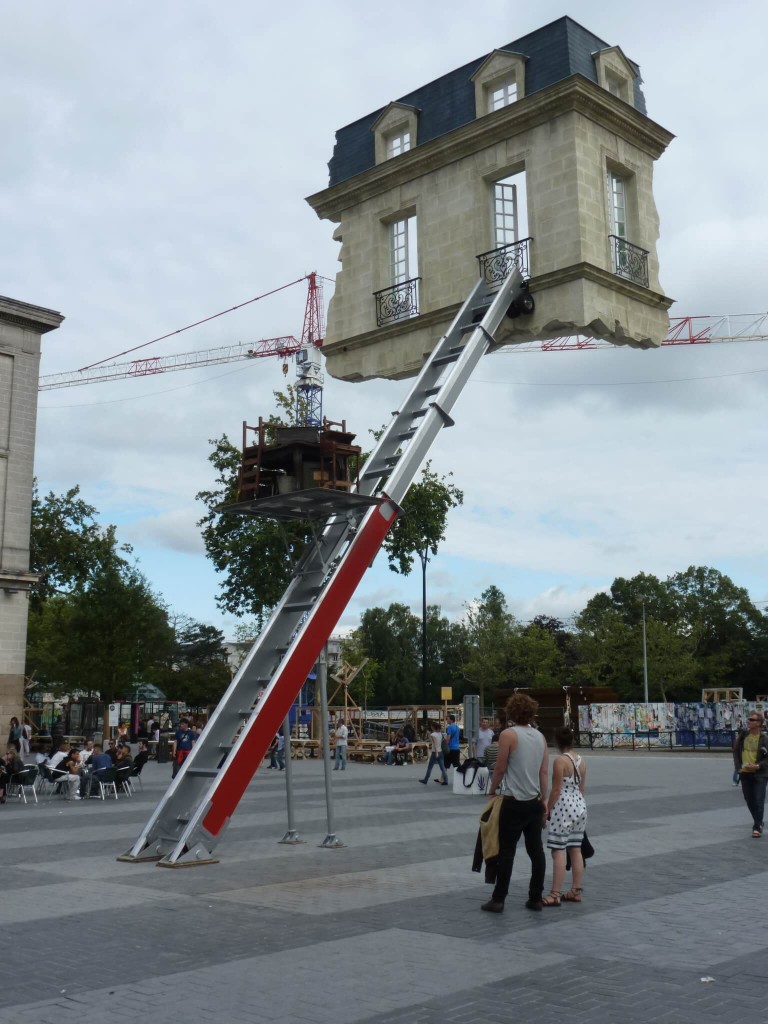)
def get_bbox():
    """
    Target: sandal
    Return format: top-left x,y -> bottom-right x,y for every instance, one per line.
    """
561,888 -> 583,902
541,891 -> 561,907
